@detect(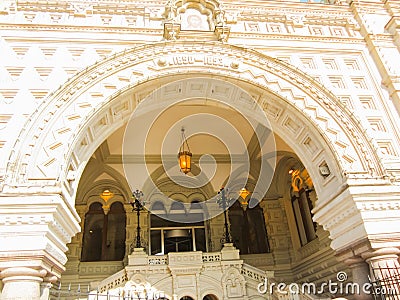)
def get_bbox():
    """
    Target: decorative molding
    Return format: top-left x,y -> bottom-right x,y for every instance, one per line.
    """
324,203 -> 359,230
356,200 -> 400,212
2,42 -> 386,196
